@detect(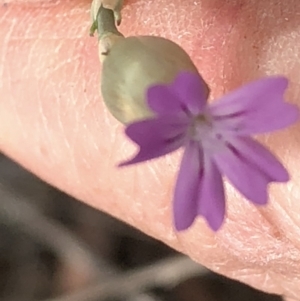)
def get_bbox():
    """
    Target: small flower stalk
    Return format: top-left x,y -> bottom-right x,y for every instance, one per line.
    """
119,72 -> 299,231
